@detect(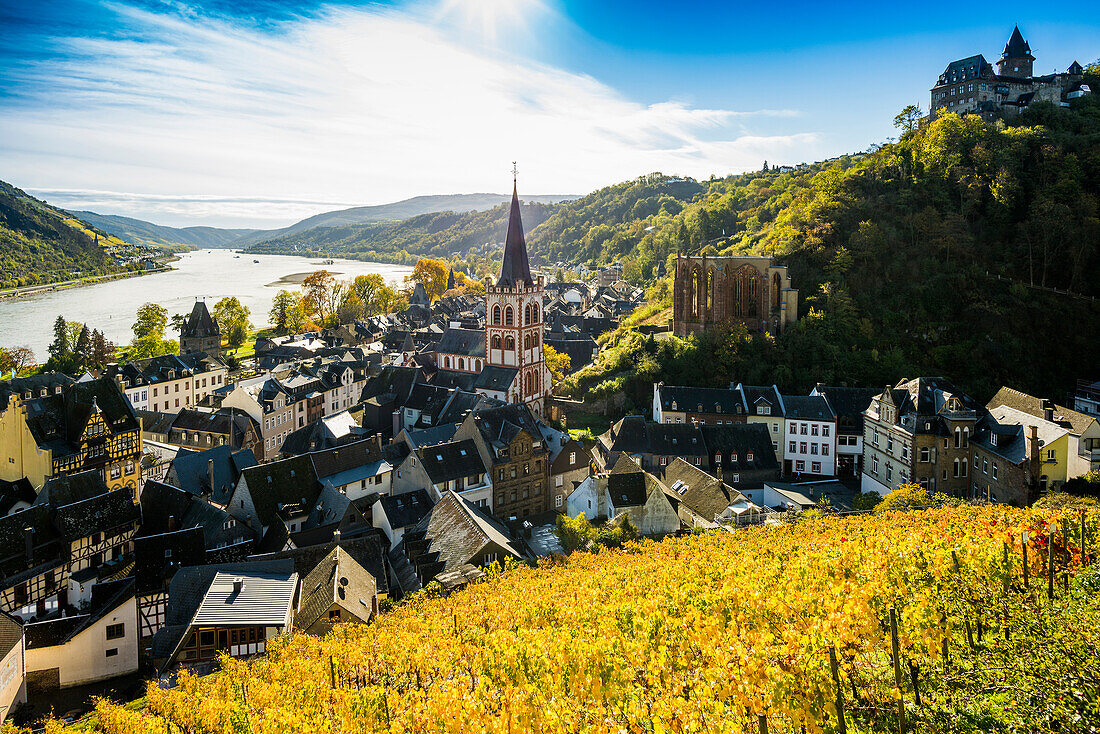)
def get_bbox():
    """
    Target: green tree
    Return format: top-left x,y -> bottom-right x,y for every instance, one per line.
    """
47,315 -> 70,361
269,290 -> 298,334
132,303 -> 168,341
73,325 -> 91,370
893,104 -> 923,135
213,297 -> 252,348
